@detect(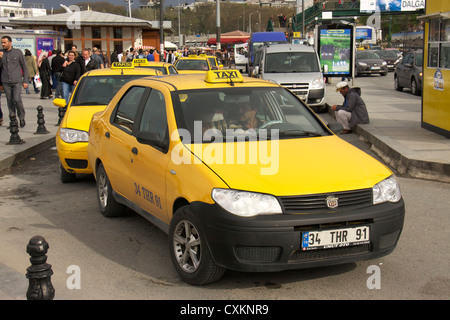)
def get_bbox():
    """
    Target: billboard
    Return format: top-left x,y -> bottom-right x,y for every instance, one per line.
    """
360,0 -> 425,12
317,25 -> 354,77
